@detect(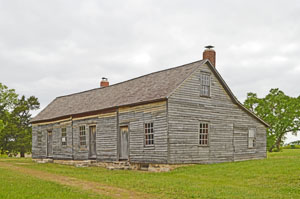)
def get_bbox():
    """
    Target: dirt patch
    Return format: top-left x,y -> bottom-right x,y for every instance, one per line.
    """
15,162 -> 30,165
0,161 -> 152,199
